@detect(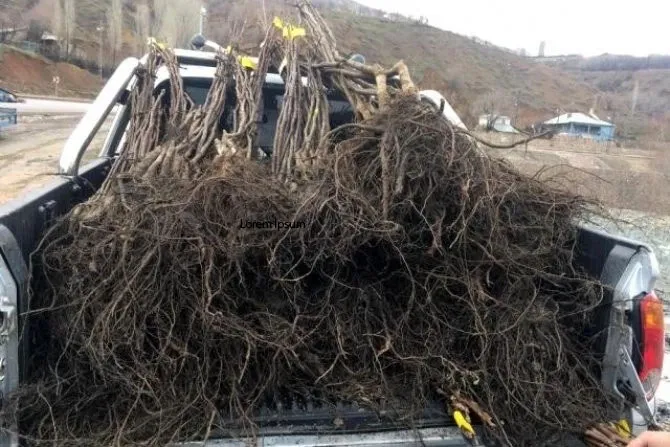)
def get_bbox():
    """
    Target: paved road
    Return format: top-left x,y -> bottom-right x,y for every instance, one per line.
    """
1,98 -> 91,115
0,116 -> 110,204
